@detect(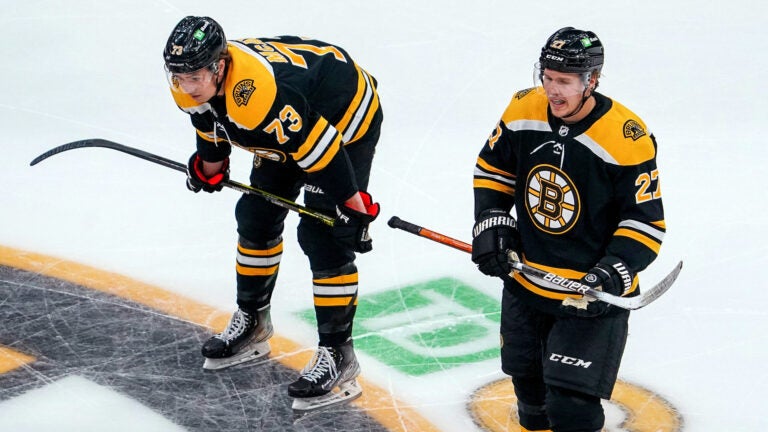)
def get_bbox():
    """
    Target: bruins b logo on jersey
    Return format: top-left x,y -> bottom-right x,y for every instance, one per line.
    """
525,164 -> 580,234
233,79 -> 256,106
